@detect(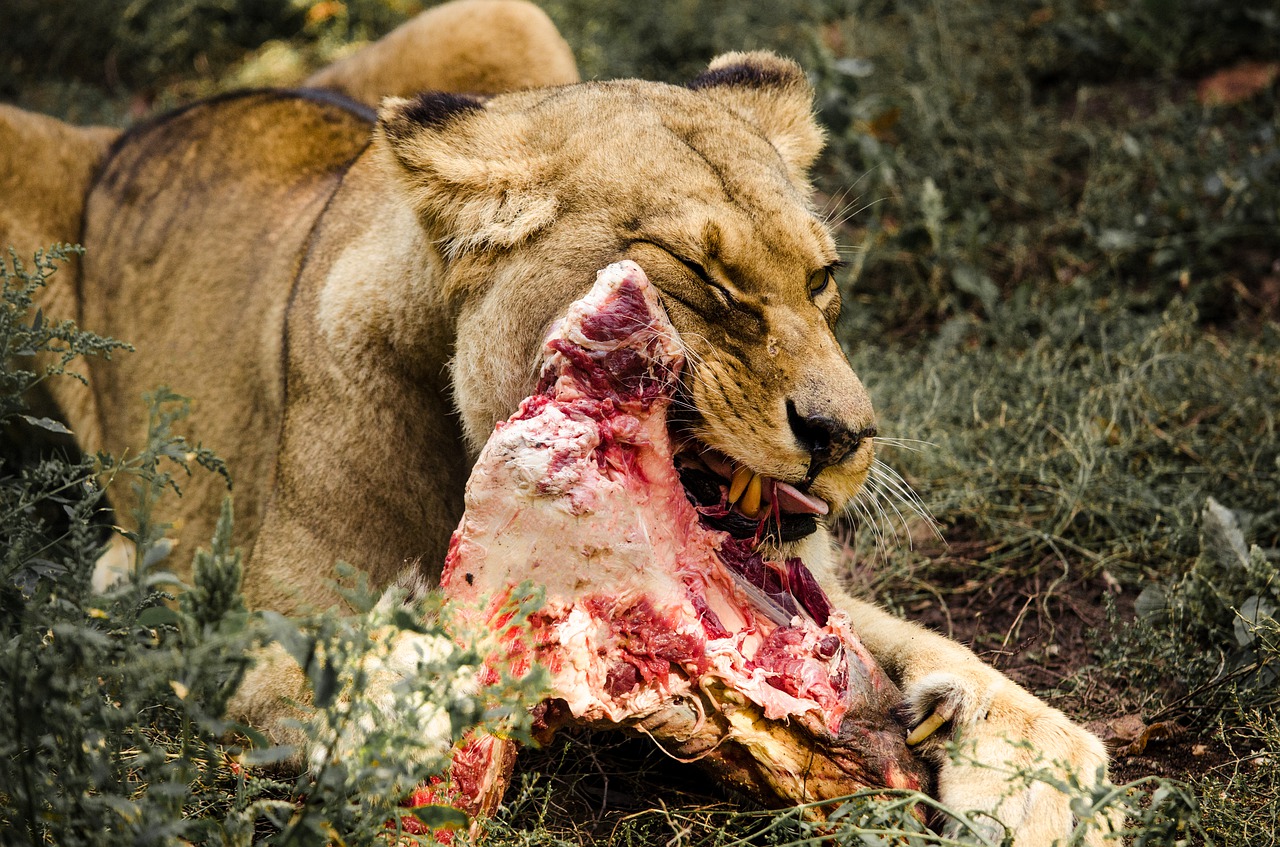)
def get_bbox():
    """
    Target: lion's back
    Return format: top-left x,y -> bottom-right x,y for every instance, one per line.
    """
80,89 -> 375,565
